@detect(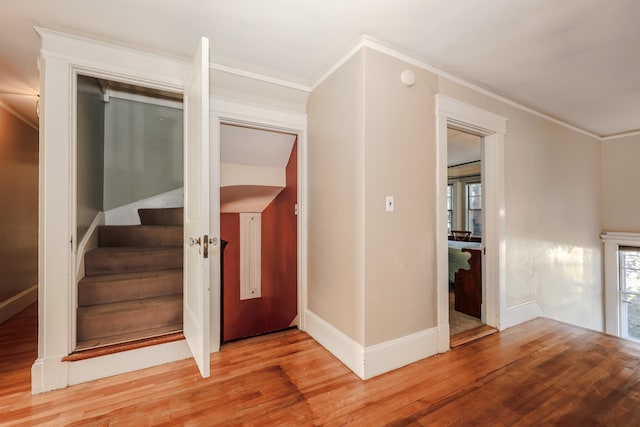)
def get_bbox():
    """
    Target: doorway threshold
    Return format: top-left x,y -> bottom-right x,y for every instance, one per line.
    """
450,325 -> 497,348
63,329 -> 184,362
